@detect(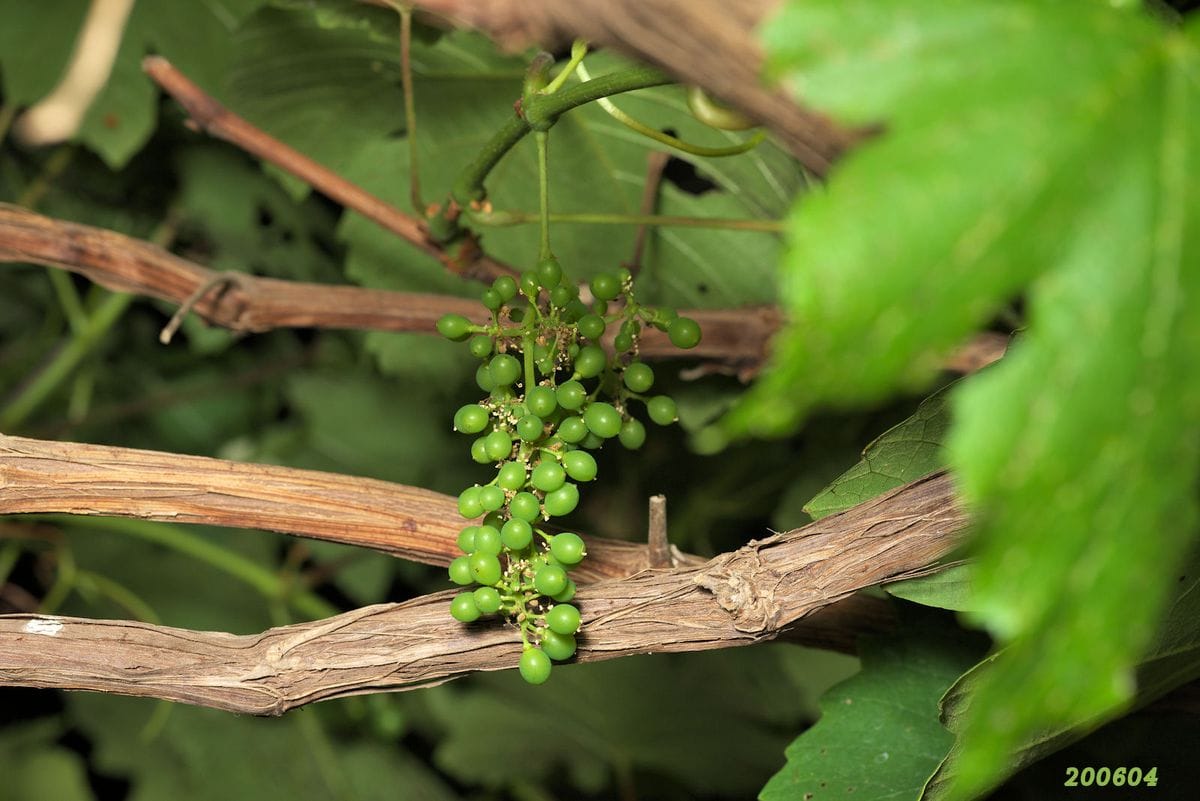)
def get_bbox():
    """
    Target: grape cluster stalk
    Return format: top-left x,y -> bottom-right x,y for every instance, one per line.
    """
437,258 -> 701,684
